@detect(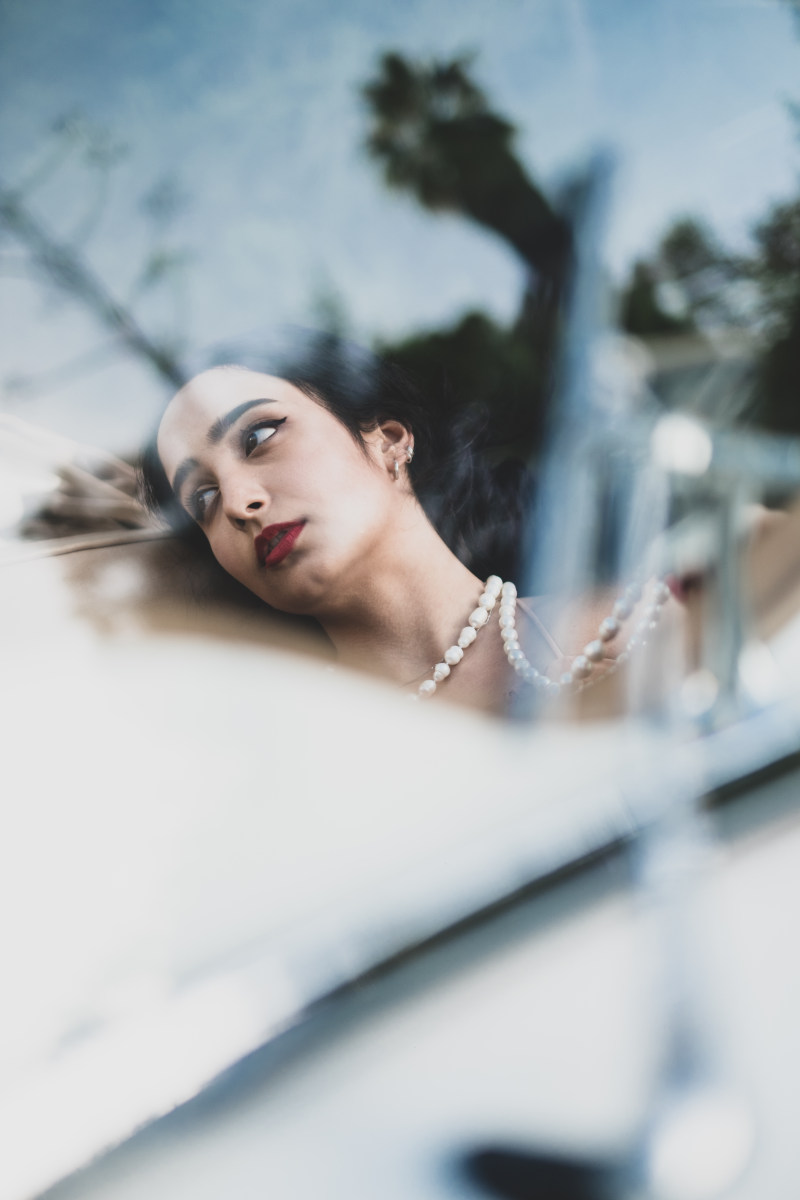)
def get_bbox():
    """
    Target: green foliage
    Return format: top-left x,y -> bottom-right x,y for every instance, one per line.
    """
362,51 -> 569,285
362,50 -> 570,462
618,202 -> 800,434
659,218 -> 727,278
750,199 -> 800,432
752,197 -> 800,318
619,261 -> 693,337
619,217 -> 749,337
363,52 -> 513,211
